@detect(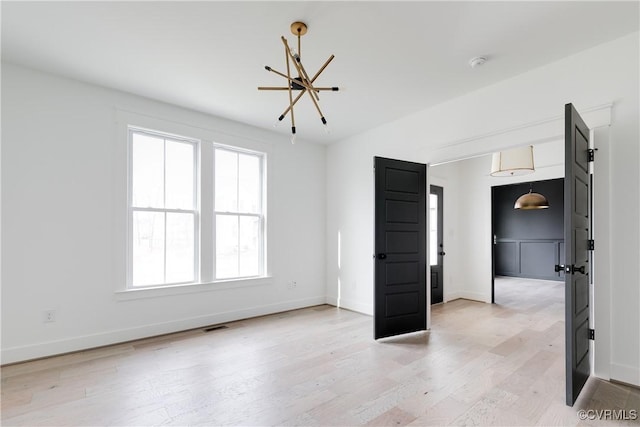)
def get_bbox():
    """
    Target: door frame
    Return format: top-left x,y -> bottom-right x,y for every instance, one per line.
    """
425,175 -> 446,319
429,184 -> 444,305
425,104 -> 612,381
